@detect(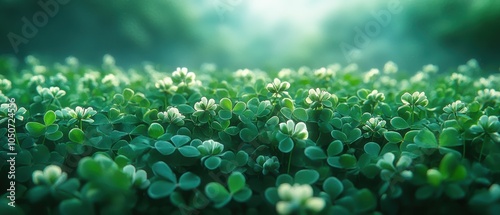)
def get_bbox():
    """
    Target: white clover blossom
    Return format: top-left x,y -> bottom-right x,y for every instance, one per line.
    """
362,117 -> 387,137
194,97 -> 217,113
443,100 -> 468,116
450,73 -> 470,85
458,59 -> 480,74
279,120 -> 308,140
155,76 -> 178,93
276,183 -> 325,214
33,65 -> 47,74
266,78 -> 290,98
305,88 -> 333,109
102,73 -> 120,87
410,71 -> 427,83
123,165 -> 150,189
363,68 -> 379,83
29,75 -> 46,87
422,64 -> 438,74
0,91 -> 7,103
25,55 -> 40,65
401,91 -> 429,108
0,79 -> 12,91
65,56 -> 79,67
69,106 -> 97,123
50,73 -> 68,86
172,67 -> 197,87
383,61 -> 398,74
476,89 -> 500,104
32,165 -> 67,187
37,86 -> 66,99
197,139 -> 224,156
314,67 -> 335,80
103,54 -> 116,66
158,107 -> 185,126
474,75 -> 496,88
234,68 -> 255,81
277,68 -> 293,79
